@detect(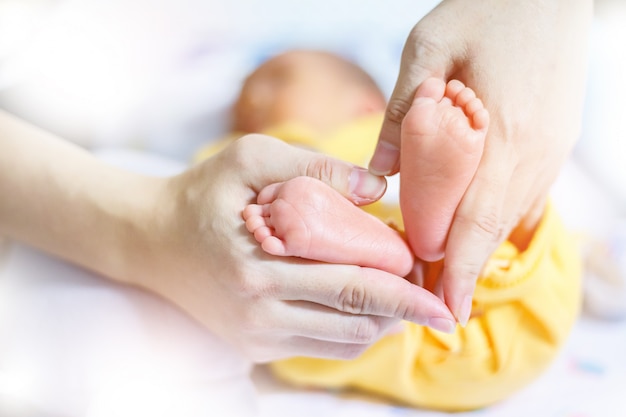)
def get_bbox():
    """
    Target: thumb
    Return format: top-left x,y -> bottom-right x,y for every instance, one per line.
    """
303,154 -> 388,206
235,134 -> 387,206
369,26 -> 453,176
